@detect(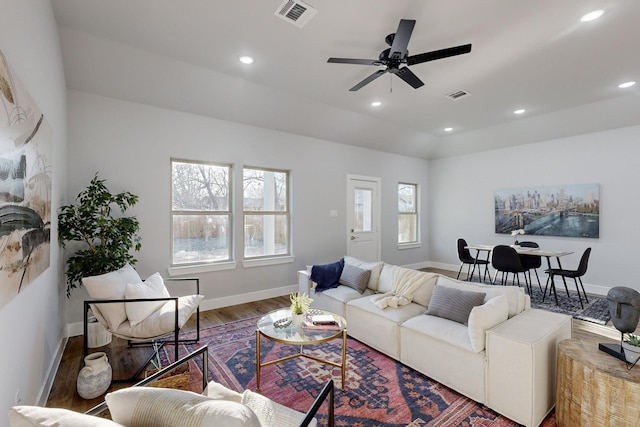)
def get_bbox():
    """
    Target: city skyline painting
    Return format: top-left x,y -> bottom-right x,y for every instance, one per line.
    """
495,183 -> 599,238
